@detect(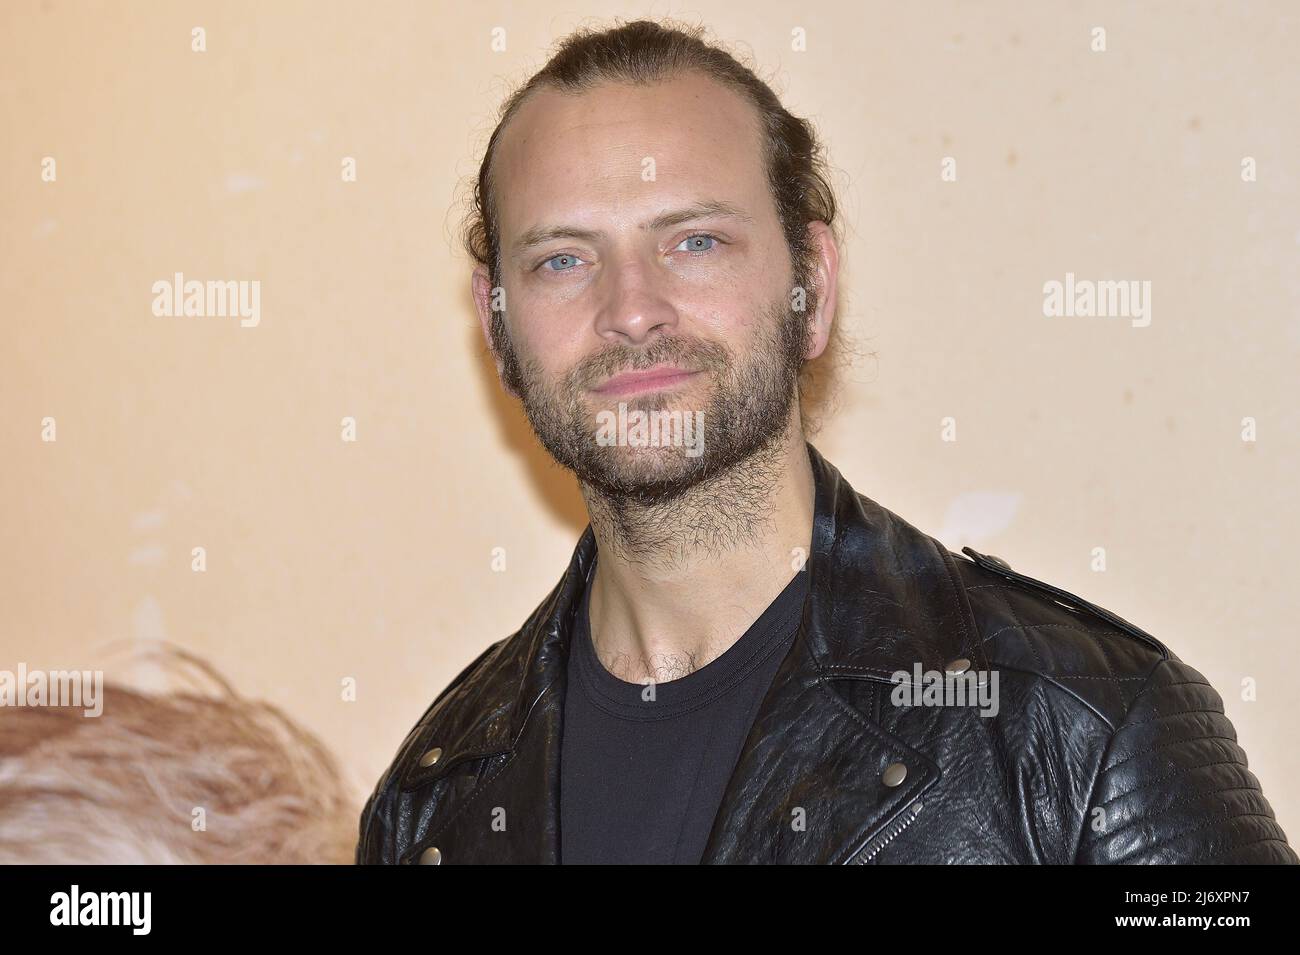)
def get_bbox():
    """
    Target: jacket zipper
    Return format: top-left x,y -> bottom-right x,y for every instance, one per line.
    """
850,800 -> 924,864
